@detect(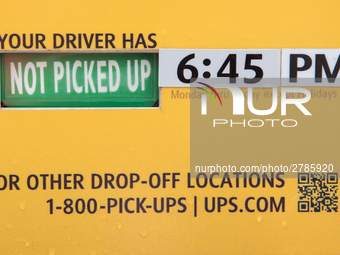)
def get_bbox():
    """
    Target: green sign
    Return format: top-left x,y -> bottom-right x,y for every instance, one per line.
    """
1,53 -> 158,107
